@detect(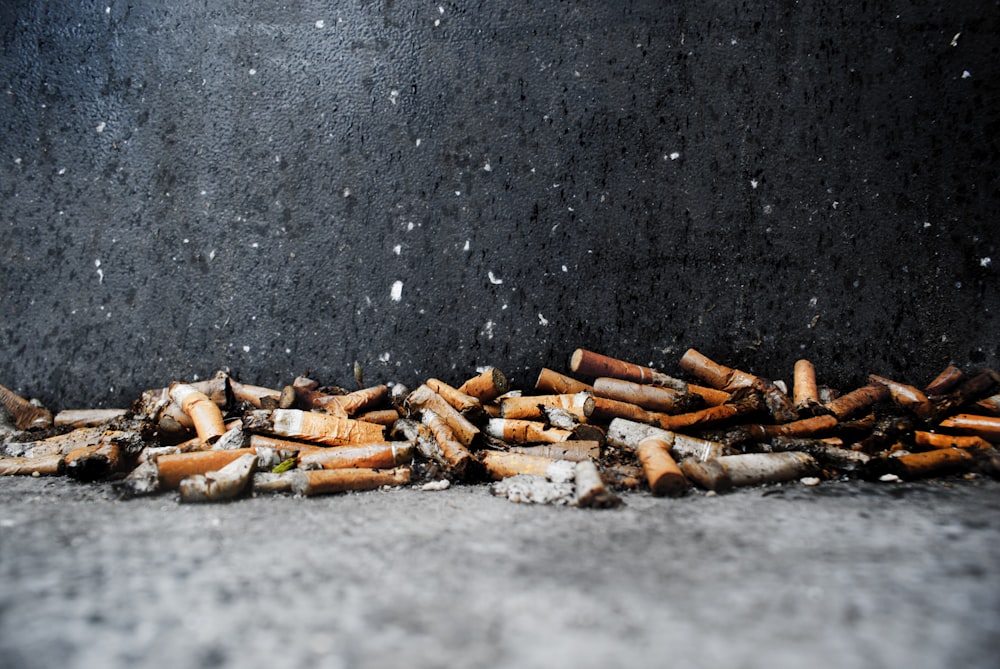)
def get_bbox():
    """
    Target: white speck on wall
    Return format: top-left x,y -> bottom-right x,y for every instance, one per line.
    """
482,321 -> 495,340
951,32 -> 961,47
407,222 -> 415,231
483,162 -> 492,172
285,348 -> 291,354
435,19 -> 440,26
95,259 -> 101,268
209,249 -> 216,260
343,187 -> 351,197
808,296 -> 818,307
561,265 -> 568,272
455,190 -> 461,196
57,168 -> 66,175
390,280 -> 403,302
379,352 -> 391,362
251,242 -> 259,249
389,89 -> 399,105
243,346 -> 250,353
96,122 -> 106,133
962,70 -> 971,79
763,204 -> 774,215
981,257 -> 992,267
832,201 -> 839,210
415,138 -> 421,147
488,271 -> 503,285
13,157 -> 21,165
393,244 -> 401,255
439,5 -> 445,13
669,152 -> 680,160
538,313 -> 549,326
183,238 -> 189,244
923,221 -> 931,228
105,6 -> 110,14
315,19 -> 325,29
955,281 -> 962,289
731,38 -> 737,45
248,68 -> 257,76
750,179 -> 758,189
